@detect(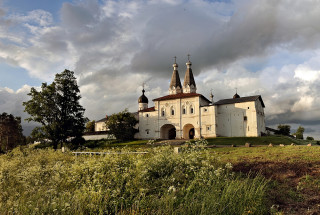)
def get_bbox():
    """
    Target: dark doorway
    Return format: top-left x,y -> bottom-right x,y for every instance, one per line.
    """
189,128 -> 195,139
168,128 -> 176,139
